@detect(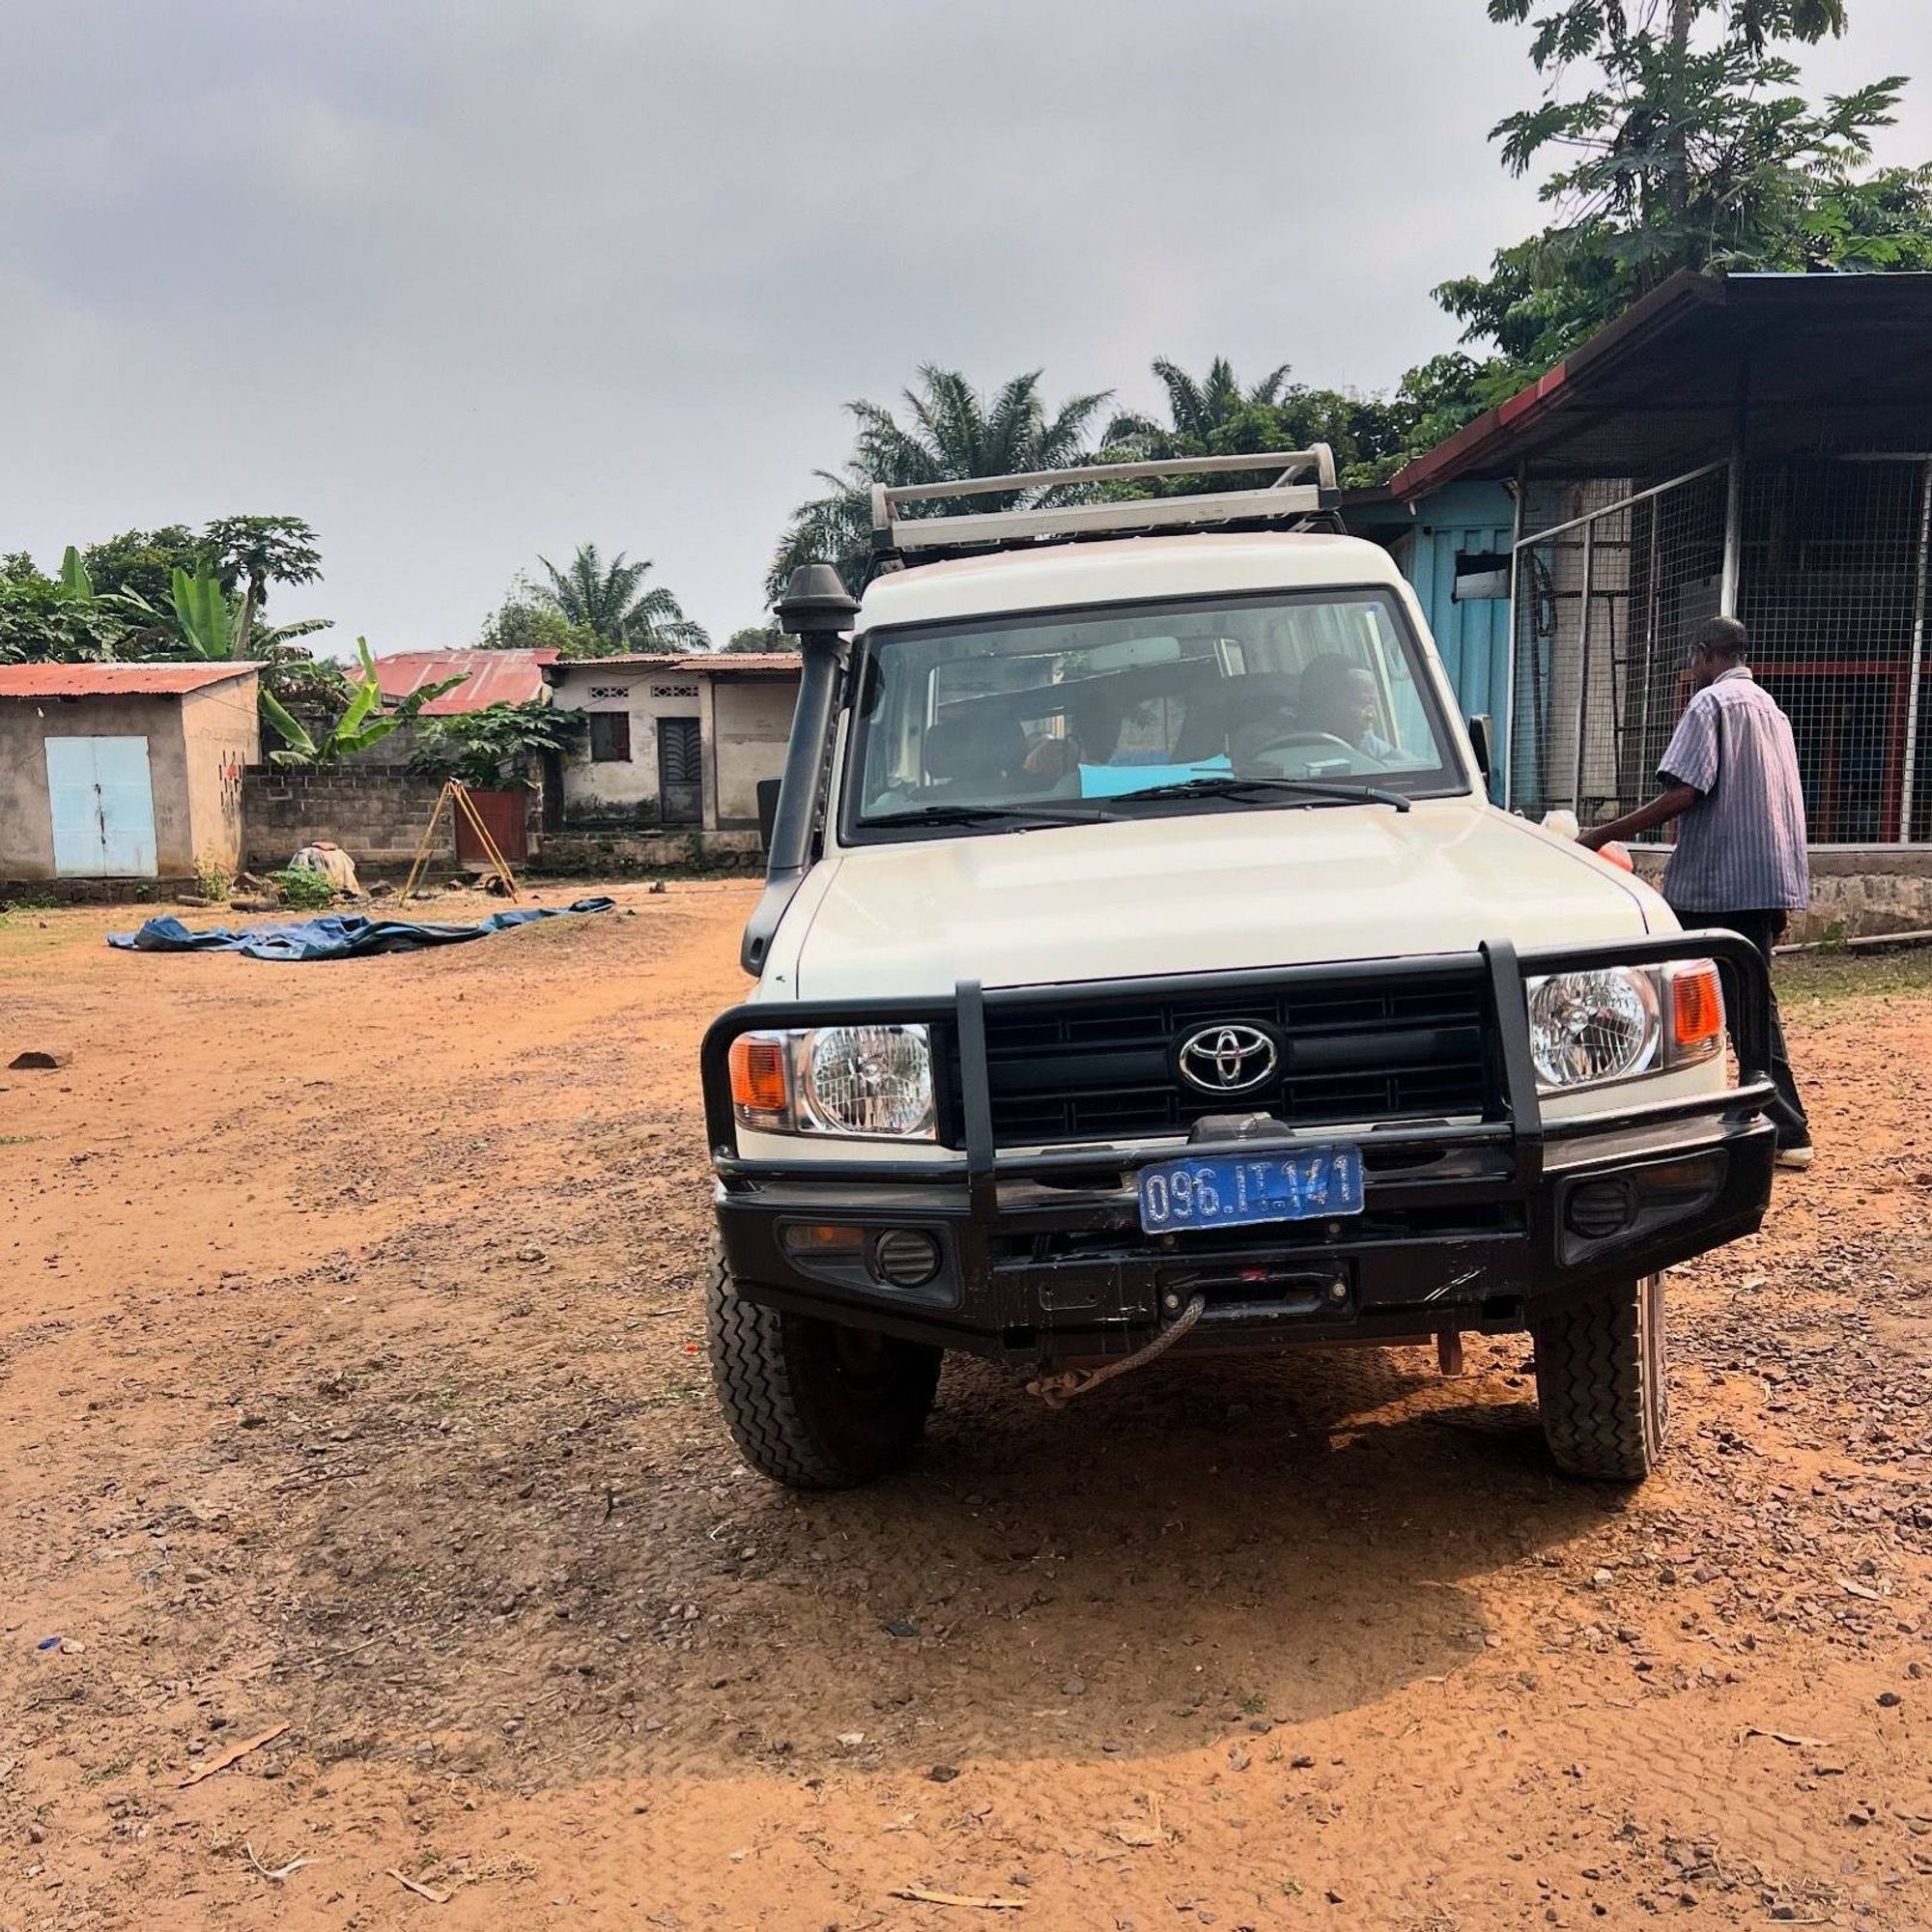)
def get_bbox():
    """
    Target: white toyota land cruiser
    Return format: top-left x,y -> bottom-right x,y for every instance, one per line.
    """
700,448 -> 1777,1490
